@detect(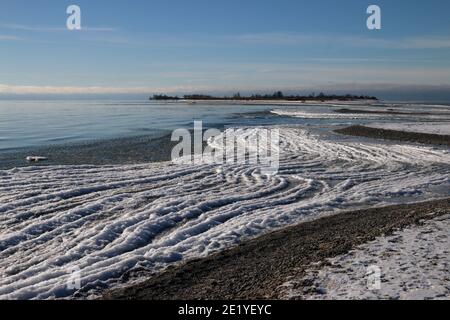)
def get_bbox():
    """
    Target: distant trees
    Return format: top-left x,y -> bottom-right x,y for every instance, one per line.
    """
150,92 -> 378,101
274,91 -> 284,99
182,94 -> 215,100
151,94 -> 180,100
